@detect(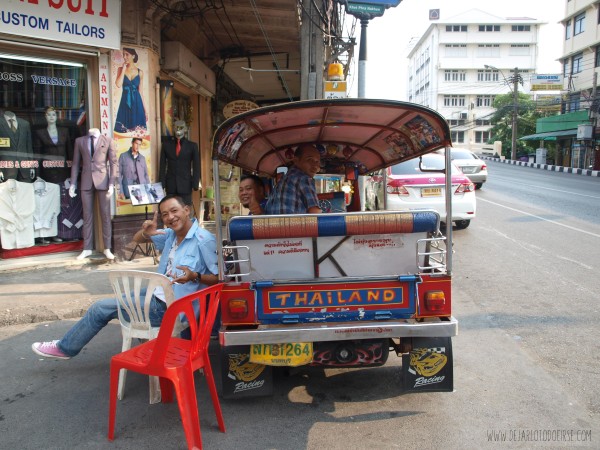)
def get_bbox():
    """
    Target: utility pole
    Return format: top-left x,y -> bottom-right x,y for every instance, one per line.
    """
358,19 -> 368,98
511,67 -> 519,161
590,72 -> 597,170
